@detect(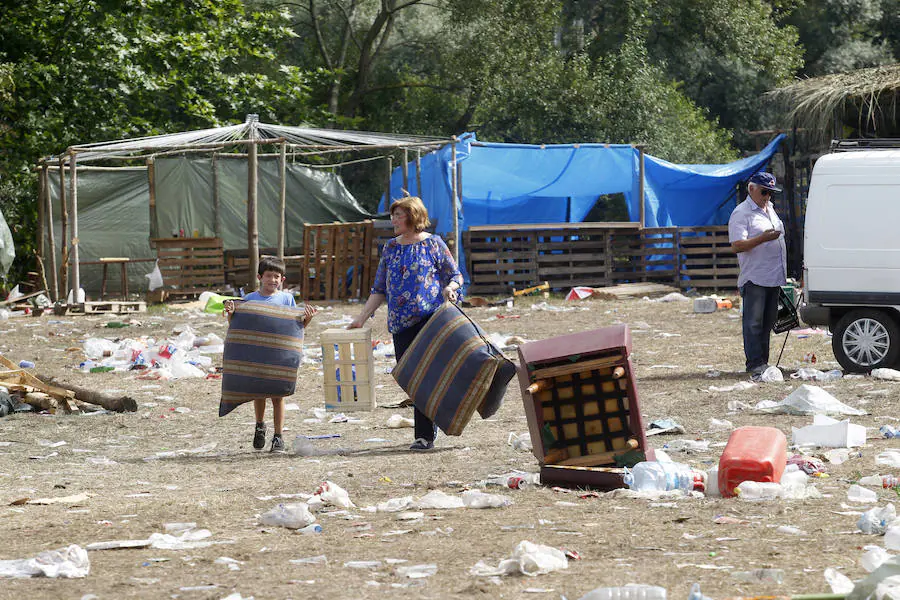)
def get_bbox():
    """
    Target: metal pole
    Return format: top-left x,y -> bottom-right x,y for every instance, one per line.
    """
415,149 -> 422,198
58,156 -> 68,298
248,139 -> 259,291
69,150 -> 81,303
451,138 -> 459,263
278,142 -> 287,261
42,164 -> 58,302
402,147 -> 409,192
638,147 -> 646,228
